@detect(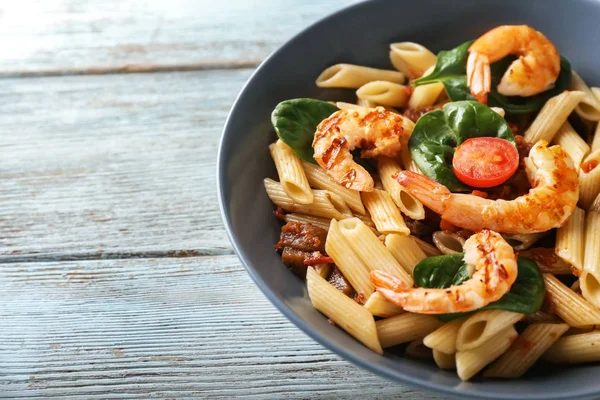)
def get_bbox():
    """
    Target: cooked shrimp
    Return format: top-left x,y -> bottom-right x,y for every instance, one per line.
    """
312,107 -> 413,191
467,25 -> 560,104
396,141 -> 578,234
371,229 -> 517,314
